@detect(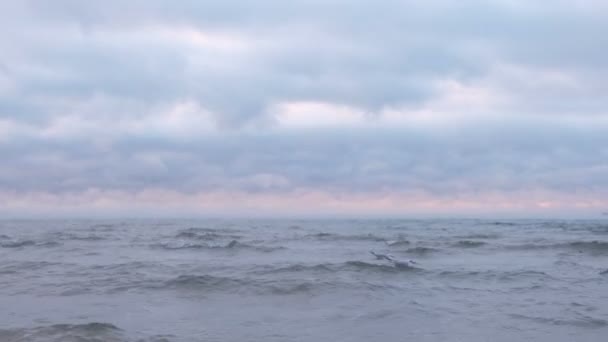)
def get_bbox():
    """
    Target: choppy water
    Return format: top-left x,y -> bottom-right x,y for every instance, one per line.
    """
1,219 -> 608,341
